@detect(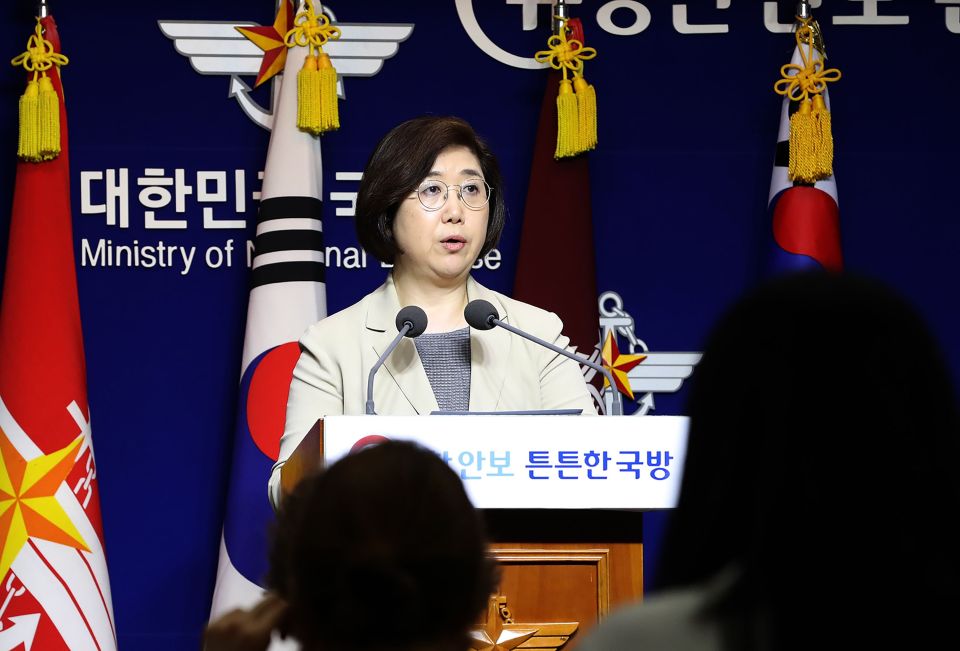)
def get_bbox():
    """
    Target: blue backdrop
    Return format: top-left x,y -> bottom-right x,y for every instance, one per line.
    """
1,1 -> 958,648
